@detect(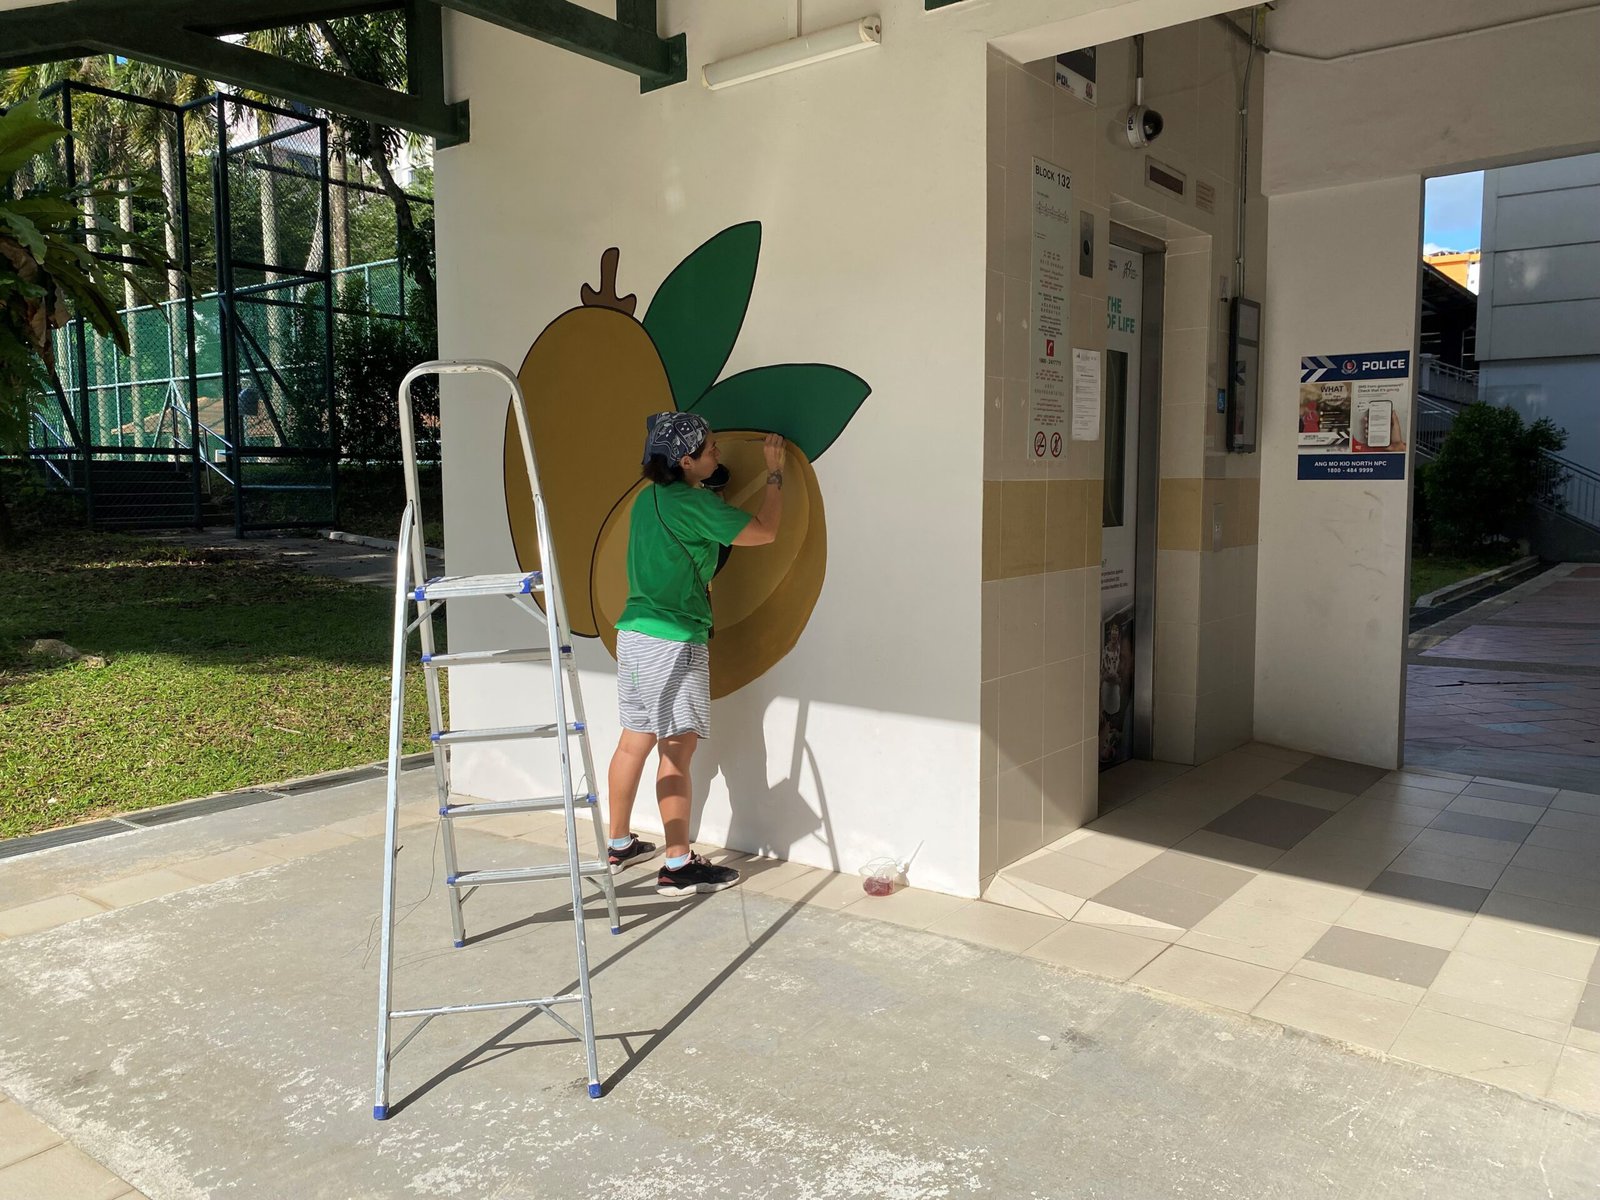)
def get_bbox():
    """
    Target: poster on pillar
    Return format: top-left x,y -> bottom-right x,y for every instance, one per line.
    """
1296,351 -> 1411,480
1027,159 -> 1072,462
